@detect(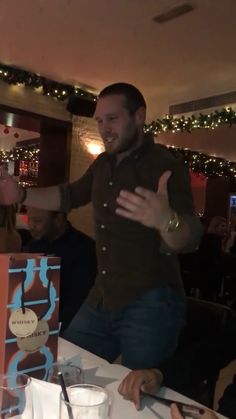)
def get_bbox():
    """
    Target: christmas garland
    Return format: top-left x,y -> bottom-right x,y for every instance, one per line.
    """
0,63 -> 97,102
0,63 -> 236,178
1,62 -> 236,132
0,144 -> 235,179
168,146 -> 236,178
145,107 -> 236,134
